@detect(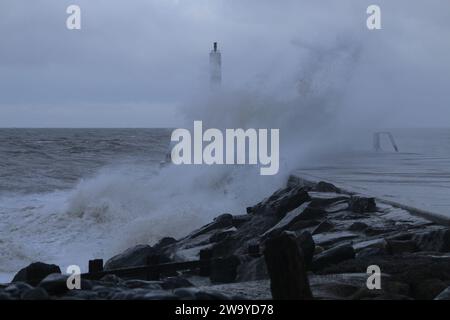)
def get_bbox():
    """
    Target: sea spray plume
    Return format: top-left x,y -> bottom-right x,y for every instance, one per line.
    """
182,36 -> 363,171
